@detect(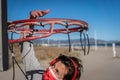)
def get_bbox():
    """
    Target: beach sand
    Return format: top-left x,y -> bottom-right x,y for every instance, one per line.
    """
0,46 -> 120,80
80,47 -> 120,80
